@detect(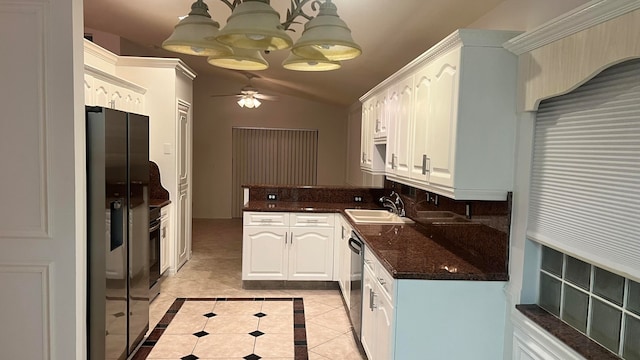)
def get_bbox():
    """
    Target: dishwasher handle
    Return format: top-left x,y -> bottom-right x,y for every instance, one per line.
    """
348,237 -> 362,255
